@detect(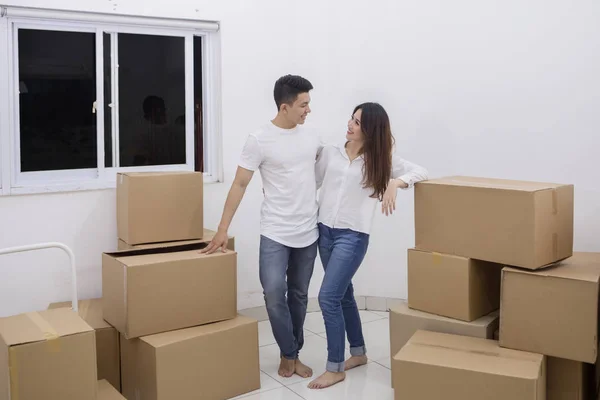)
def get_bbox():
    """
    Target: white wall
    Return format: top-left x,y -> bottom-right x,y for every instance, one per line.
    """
1,0 -> 599,317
